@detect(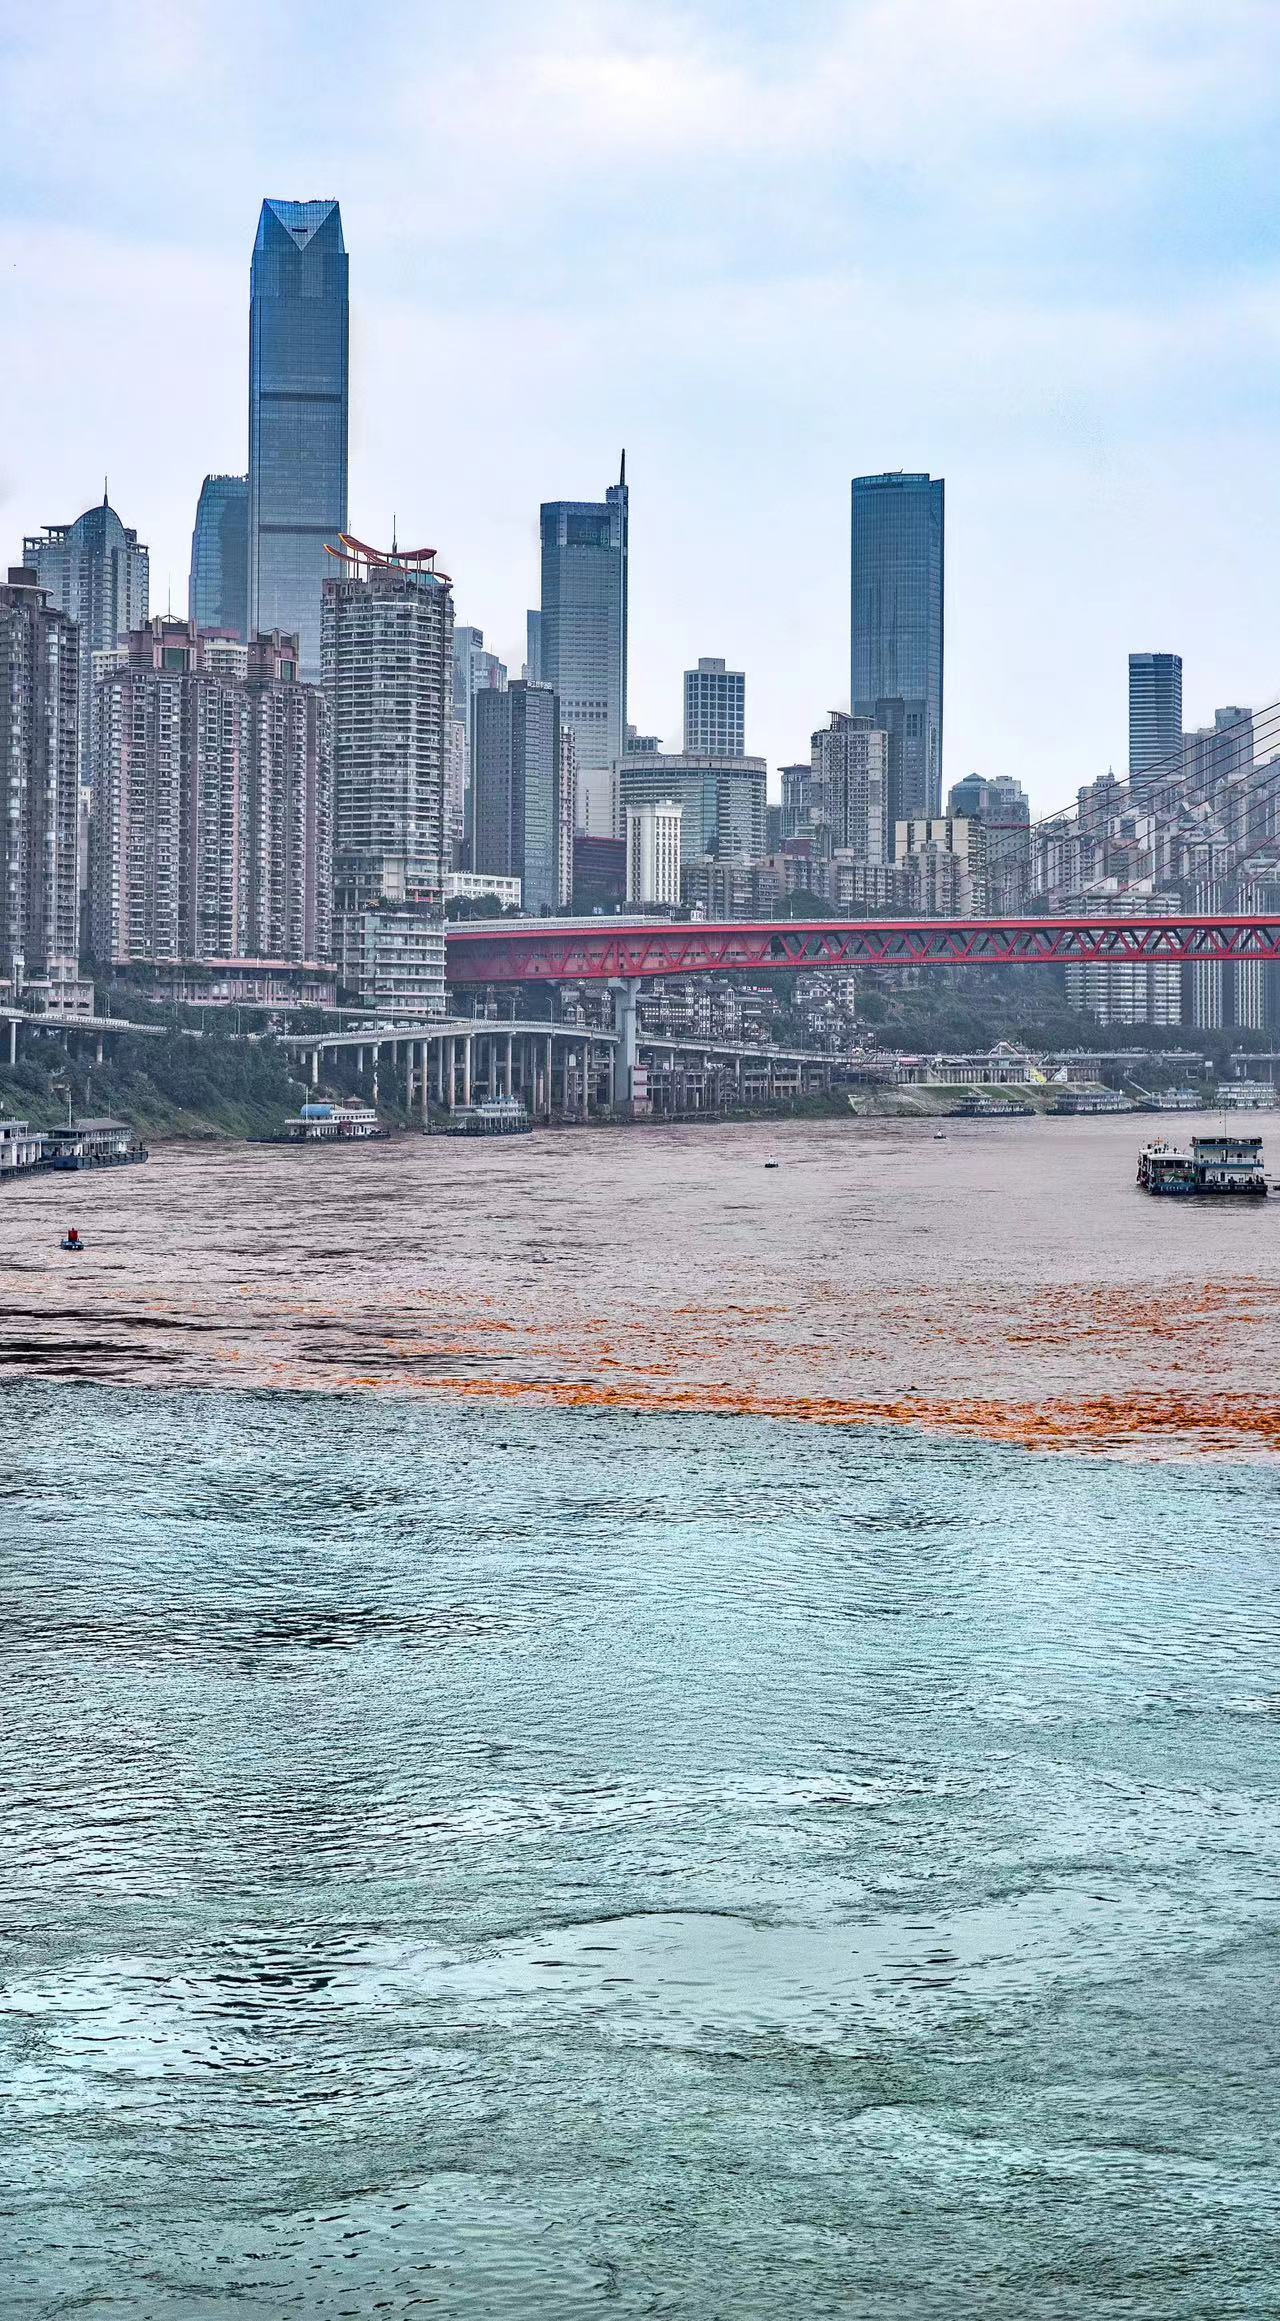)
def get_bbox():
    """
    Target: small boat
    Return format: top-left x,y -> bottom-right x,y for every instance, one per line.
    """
60,1229 -> 84,1252
933,1131 -> 947,1141
764,1158 -> 780,1169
